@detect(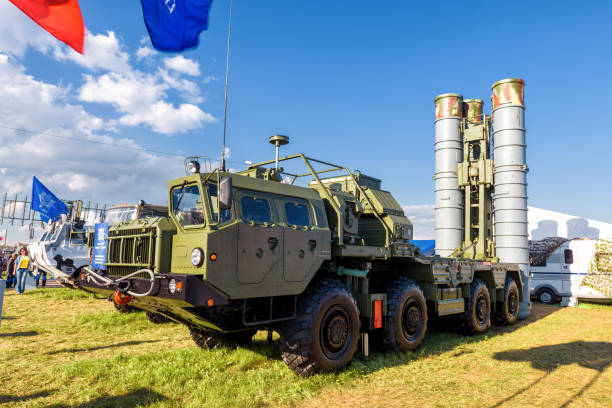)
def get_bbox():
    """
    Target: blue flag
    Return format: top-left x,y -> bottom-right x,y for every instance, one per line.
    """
31,176 -> 68,223
141,0 -> 214,52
